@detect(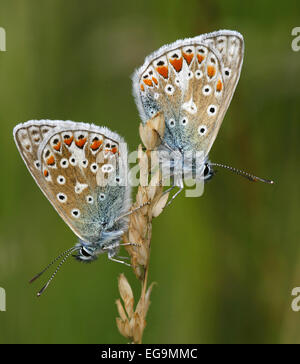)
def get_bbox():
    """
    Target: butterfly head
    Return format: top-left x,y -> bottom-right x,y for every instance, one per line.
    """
204,161 -> 215,182
73,241 -> 98,263
73,225 -> 125,263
